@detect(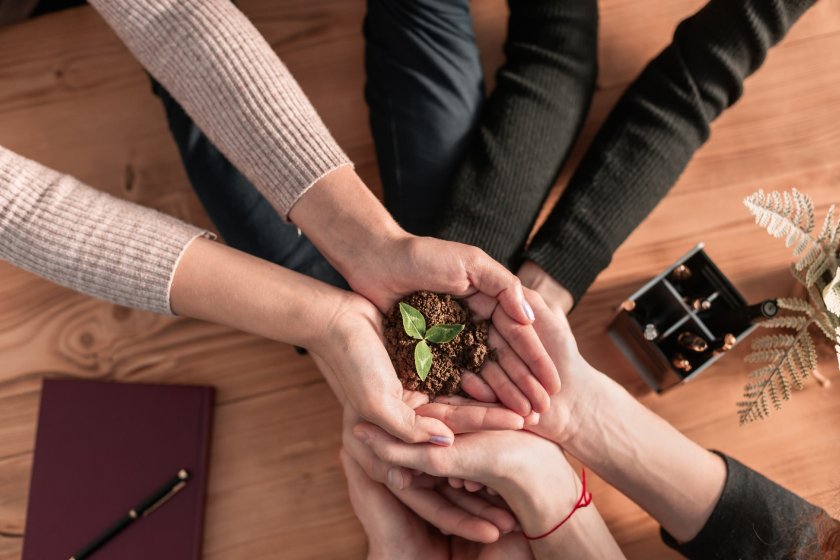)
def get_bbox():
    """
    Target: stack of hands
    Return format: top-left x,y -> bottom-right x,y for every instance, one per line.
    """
283,169 -> 613,557
336,288 -> 621,559
174,168 -> 723,559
